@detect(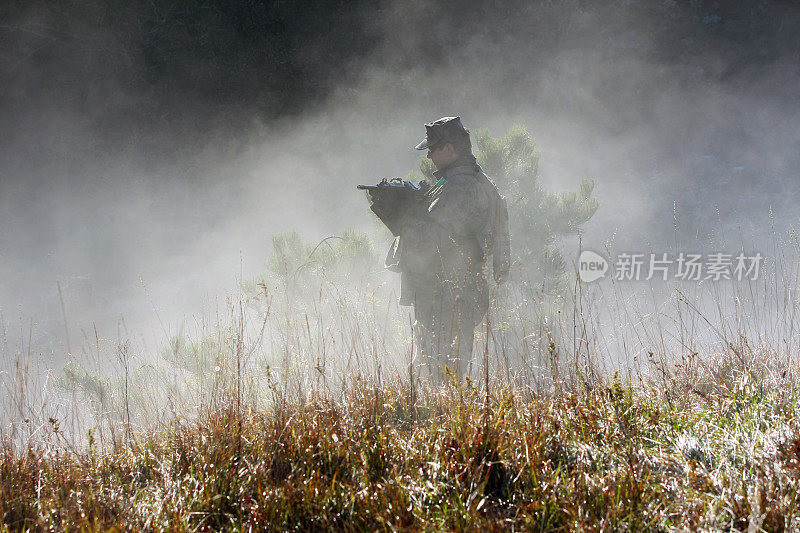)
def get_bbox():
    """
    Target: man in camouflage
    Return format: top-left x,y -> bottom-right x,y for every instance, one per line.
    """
387,116 -> 510,383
